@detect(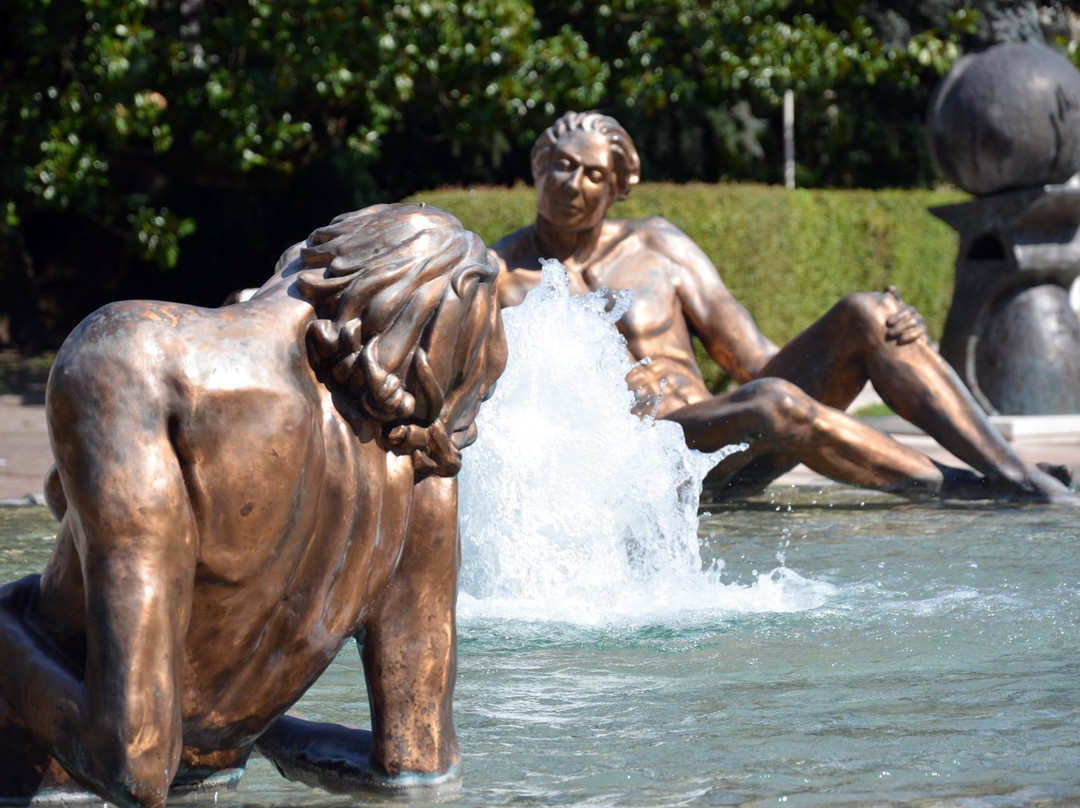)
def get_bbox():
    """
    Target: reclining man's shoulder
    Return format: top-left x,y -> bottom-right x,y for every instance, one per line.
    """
617,217 -> 715,270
